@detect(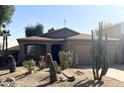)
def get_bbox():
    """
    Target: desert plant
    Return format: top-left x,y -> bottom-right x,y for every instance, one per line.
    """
71,53 -> 79,67
38,56 -> 46,70
90,22 -> 109,81
7,55 -> 16,73
59,51 -> 68,70
23,59 -> 35,74
46,53 -> 57,83
53,61 -> 62,74
59,51 -> 79,69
